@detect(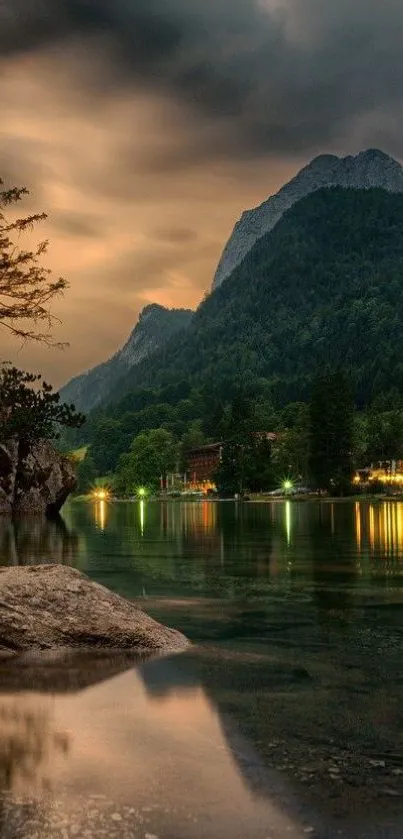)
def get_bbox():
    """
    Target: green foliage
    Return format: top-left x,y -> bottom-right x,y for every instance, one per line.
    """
214,391 -> 275,495
75,450 -> 97,494
274,402 -> 310,483
114,428 -> 177,495
178,420 -> 206,472
0,364 -> 85,444
366,408 -> 403,461
309,368 -> 355,493
215,434 -> 275,496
